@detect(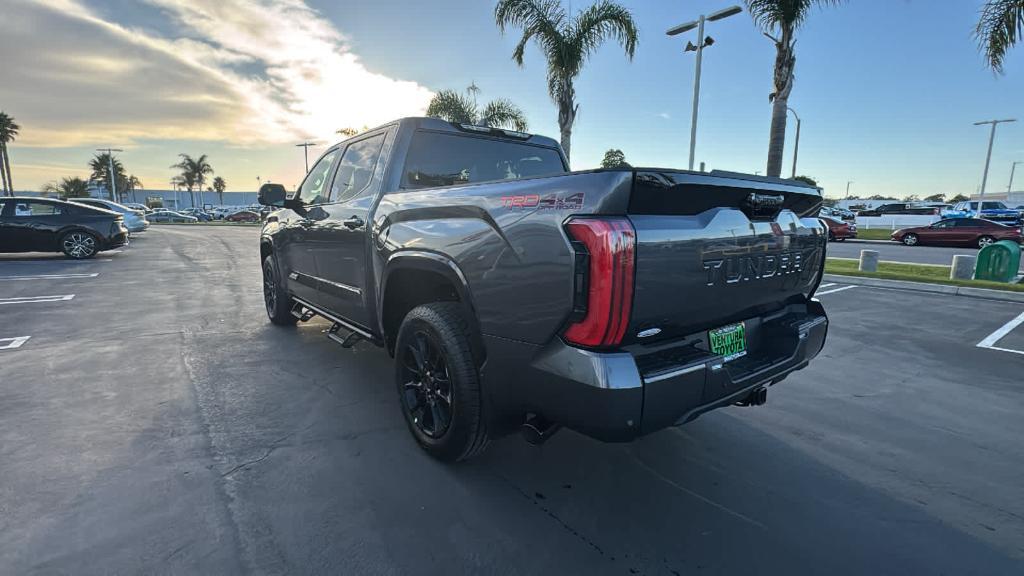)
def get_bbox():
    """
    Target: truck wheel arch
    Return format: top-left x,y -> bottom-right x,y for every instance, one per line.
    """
381,252 -> 485,364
